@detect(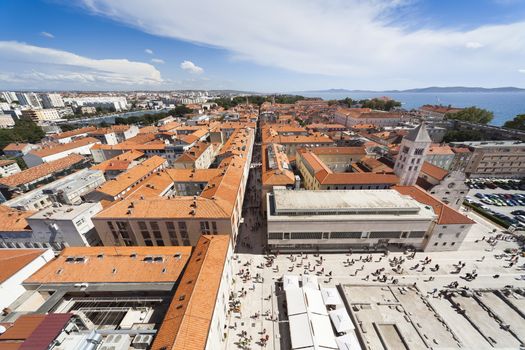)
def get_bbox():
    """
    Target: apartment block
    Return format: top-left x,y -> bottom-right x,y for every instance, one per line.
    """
450,140 -> 525,178
0,159 -> 21,177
